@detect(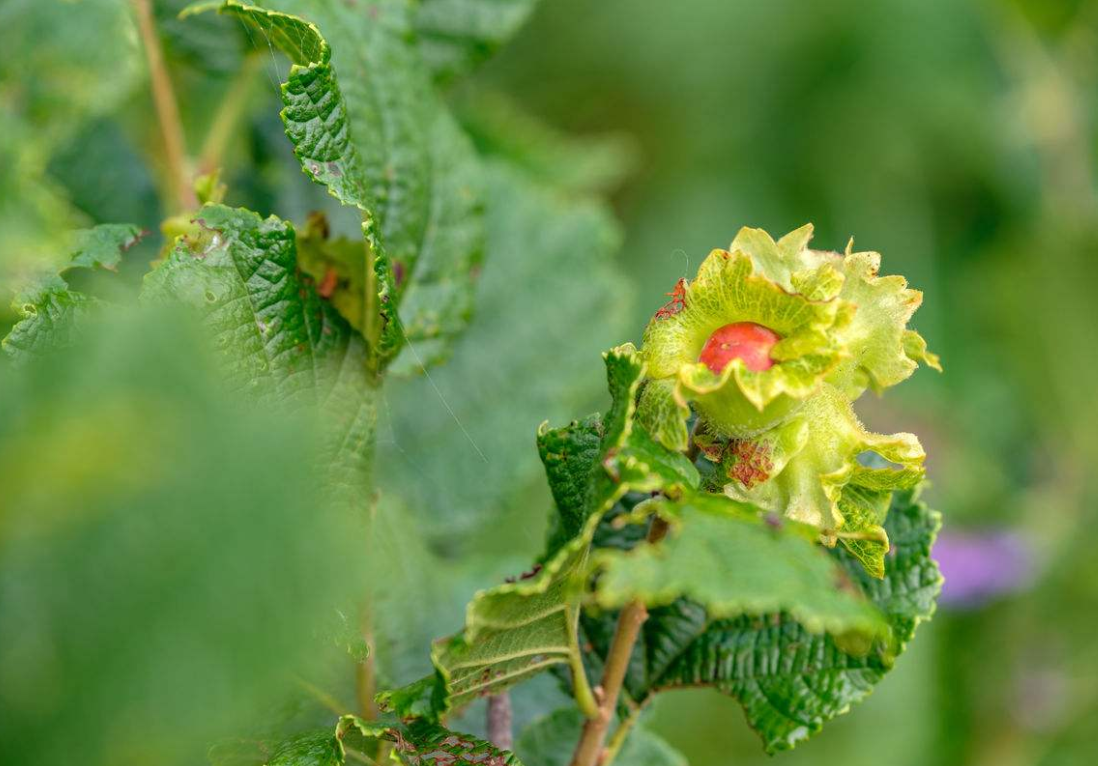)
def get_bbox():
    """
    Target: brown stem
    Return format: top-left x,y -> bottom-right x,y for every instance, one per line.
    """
487,693 -> 514,750
569,516 -> 669,766
131,0 -> 196,212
